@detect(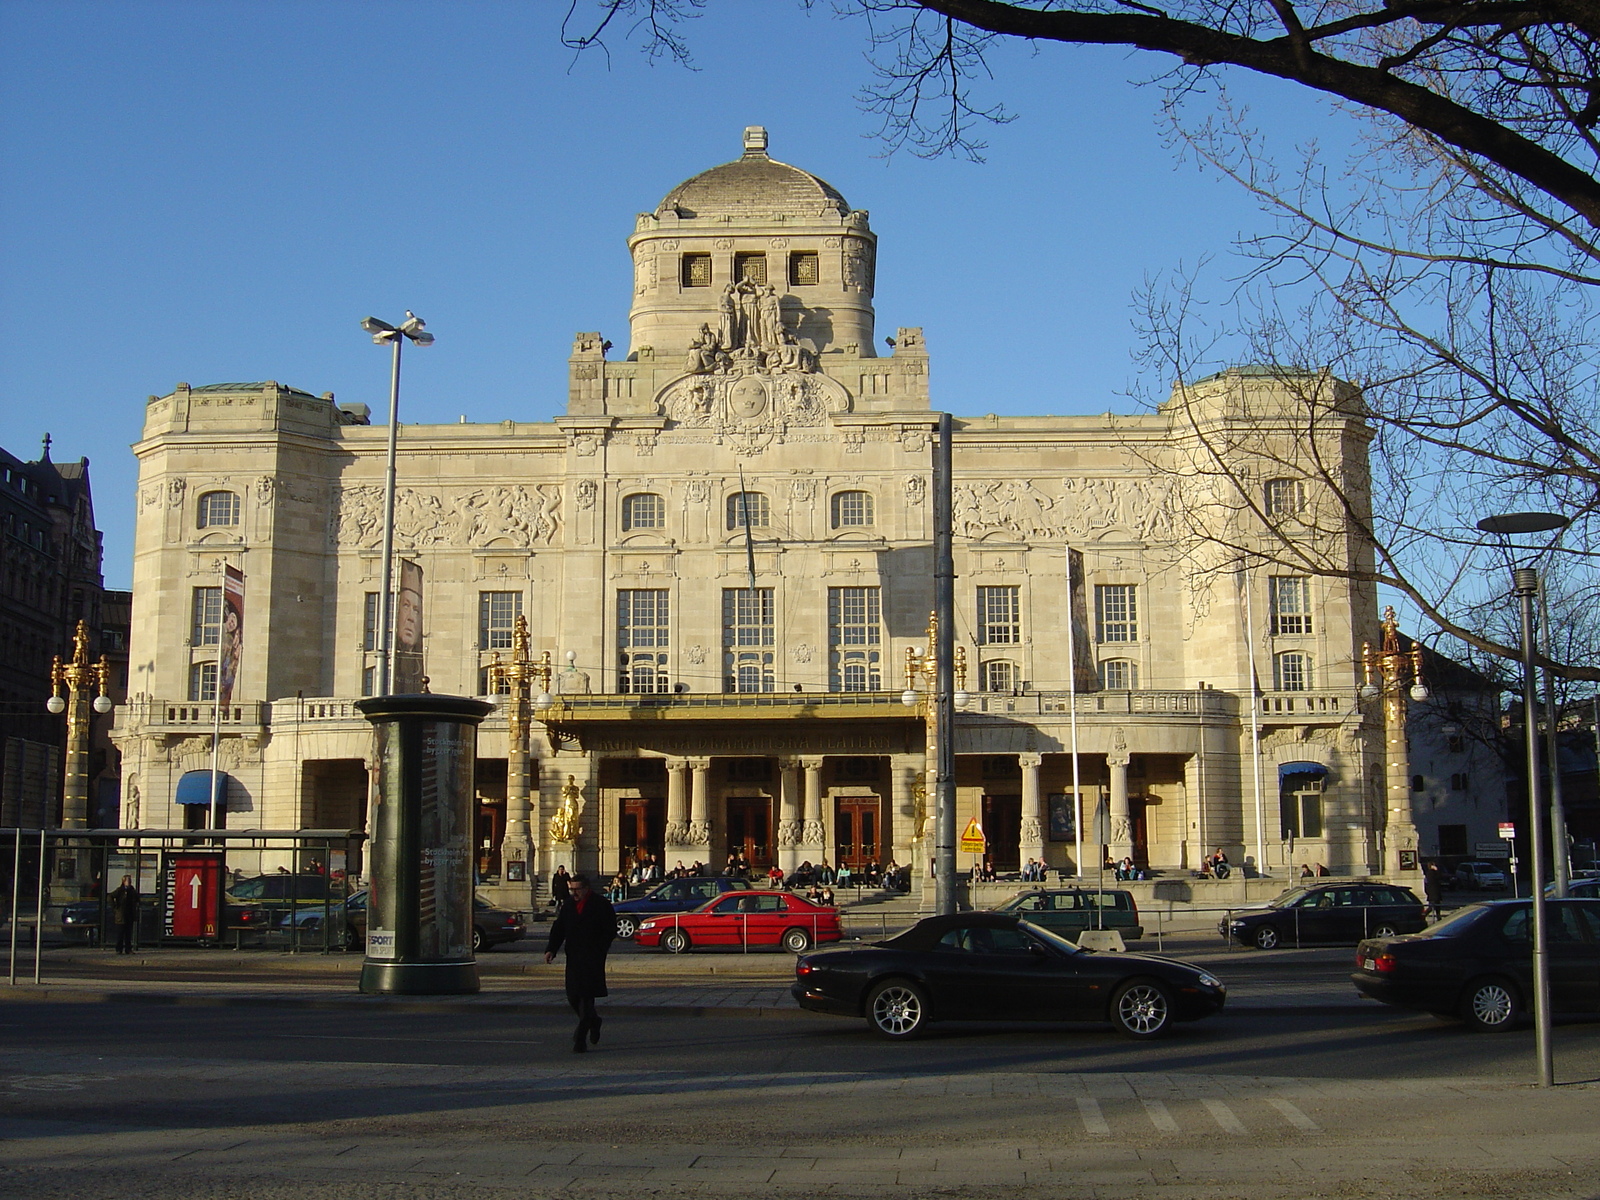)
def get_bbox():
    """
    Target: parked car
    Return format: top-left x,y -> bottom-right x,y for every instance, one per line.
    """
792,911 -> 1226,1039
223,873 -> 346,934
1219,882 -> 1427,949
333,891 -> 525,953
1453,861 -> 1509,891
59,897 -> 160,944
1352,898 -> 1600,1030
992,888 -> 1143,941
635,890 -> 841,954
612,876 -> 751,938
